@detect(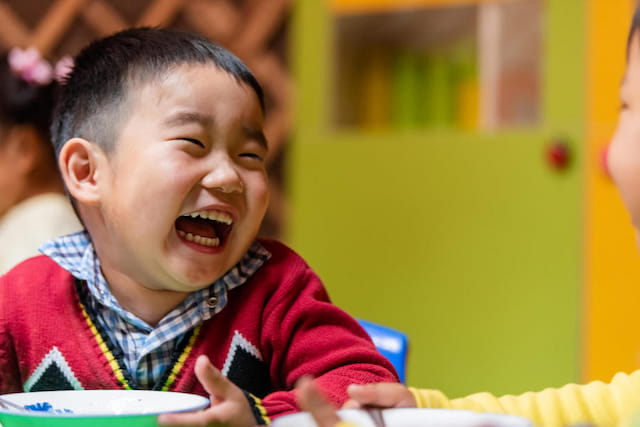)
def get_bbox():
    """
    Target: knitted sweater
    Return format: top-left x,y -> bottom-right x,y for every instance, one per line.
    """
0,239 -> 398,421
